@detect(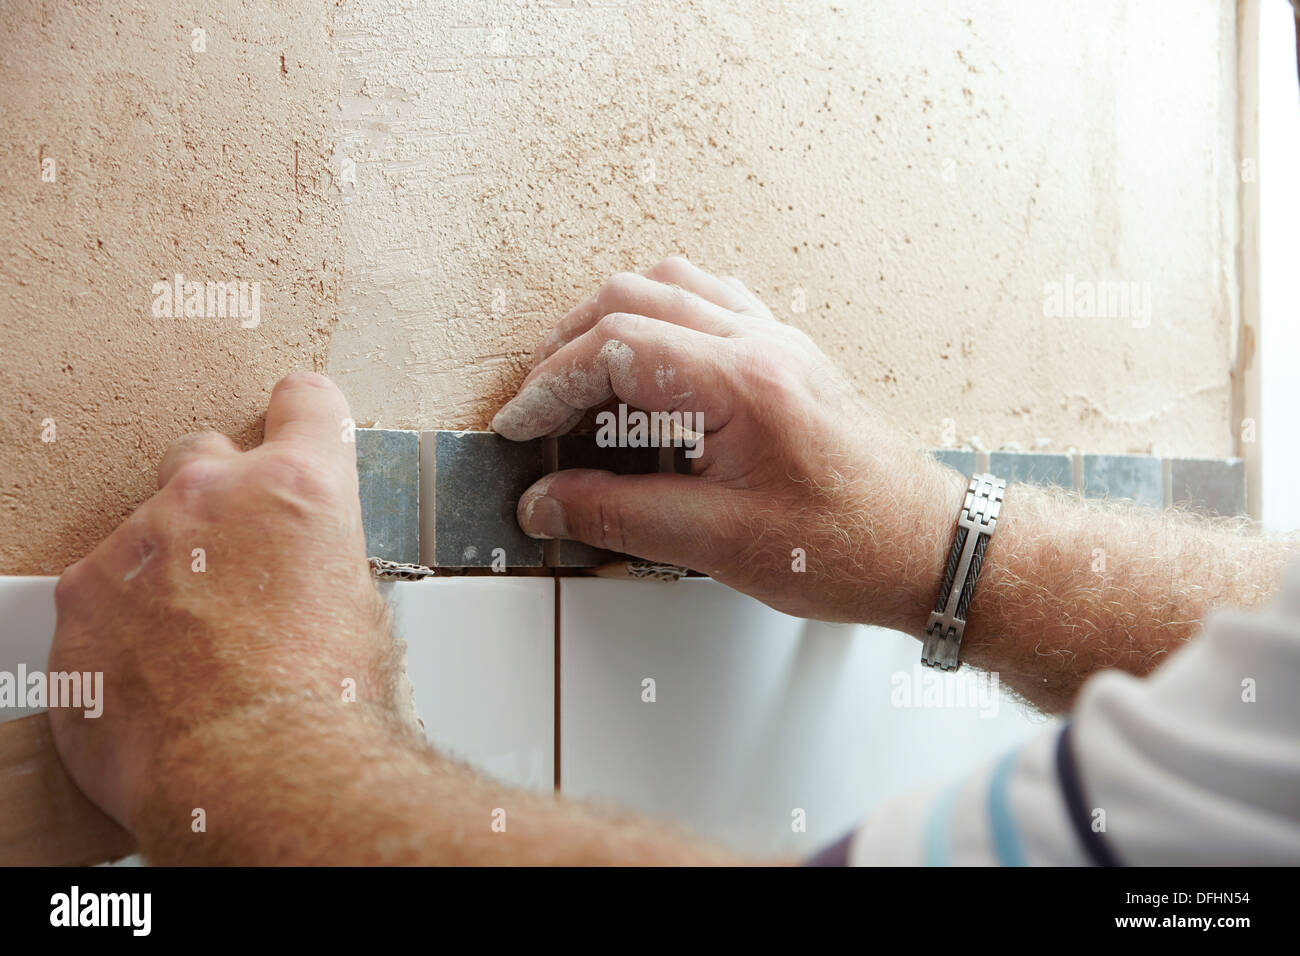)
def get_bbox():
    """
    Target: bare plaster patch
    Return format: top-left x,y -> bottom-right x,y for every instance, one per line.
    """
325,0 -> 1237,460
